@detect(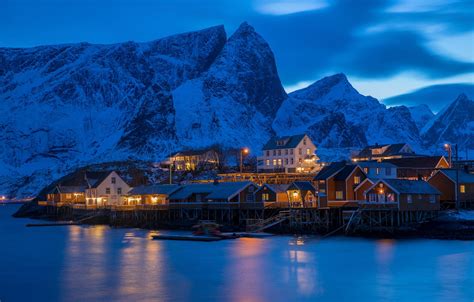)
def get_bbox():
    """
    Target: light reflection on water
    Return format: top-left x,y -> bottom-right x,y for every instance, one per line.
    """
0,205 -> 473,302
